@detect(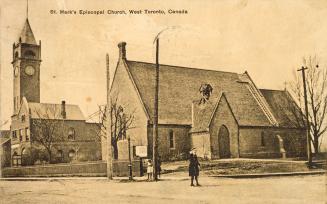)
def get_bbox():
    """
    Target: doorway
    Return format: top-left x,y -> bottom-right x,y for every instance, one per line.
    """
218,125 -> 231,158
